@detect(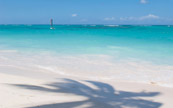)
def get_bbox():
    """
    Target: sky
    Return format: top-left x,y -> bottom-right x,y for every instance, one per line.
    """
0,0 -> 173,25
